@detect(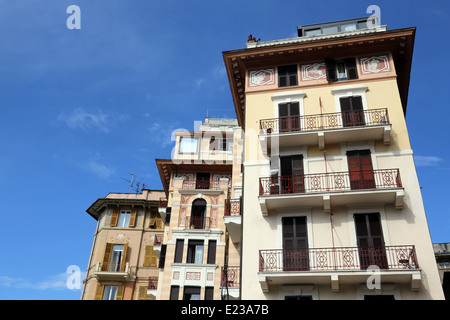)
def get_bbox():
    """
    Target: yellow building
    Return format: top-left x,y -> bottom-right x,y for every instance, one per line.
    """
81,189 -> 166,300
223,17 -> 444,299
